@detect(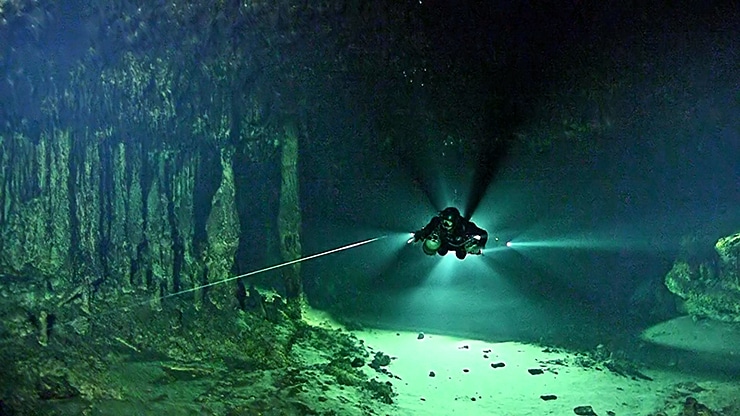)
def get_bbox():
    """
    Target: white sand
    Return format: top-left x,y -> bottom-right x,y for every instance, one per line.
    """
360,330 -> 666,415
305,308 -> 740,416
